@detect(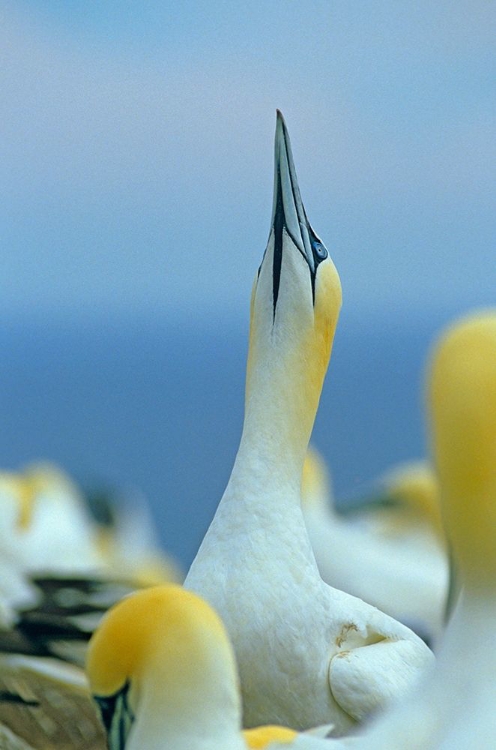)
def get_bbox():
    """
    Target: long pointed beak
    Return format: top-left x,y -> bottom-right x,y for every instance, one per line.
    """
272,110 -> 315,273
268,112 -> 328,314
